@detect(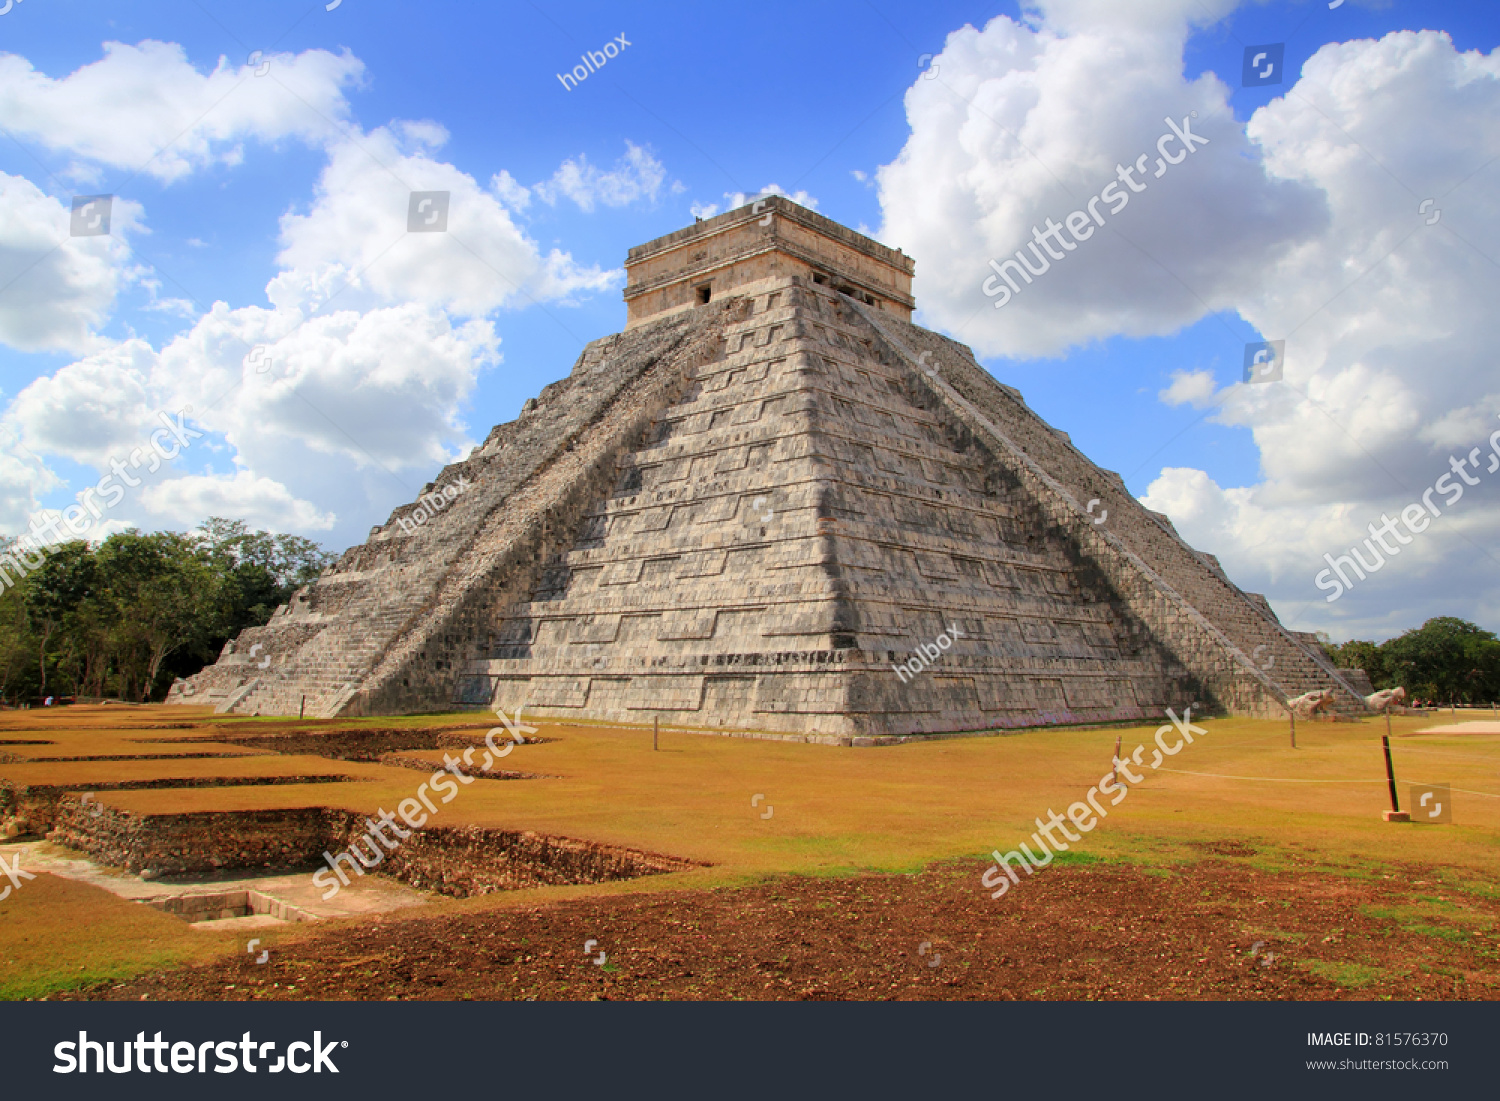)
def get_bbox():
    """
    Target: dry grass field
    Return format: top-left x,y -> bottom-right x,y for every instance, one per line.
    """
2,703 -> 1497,1000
